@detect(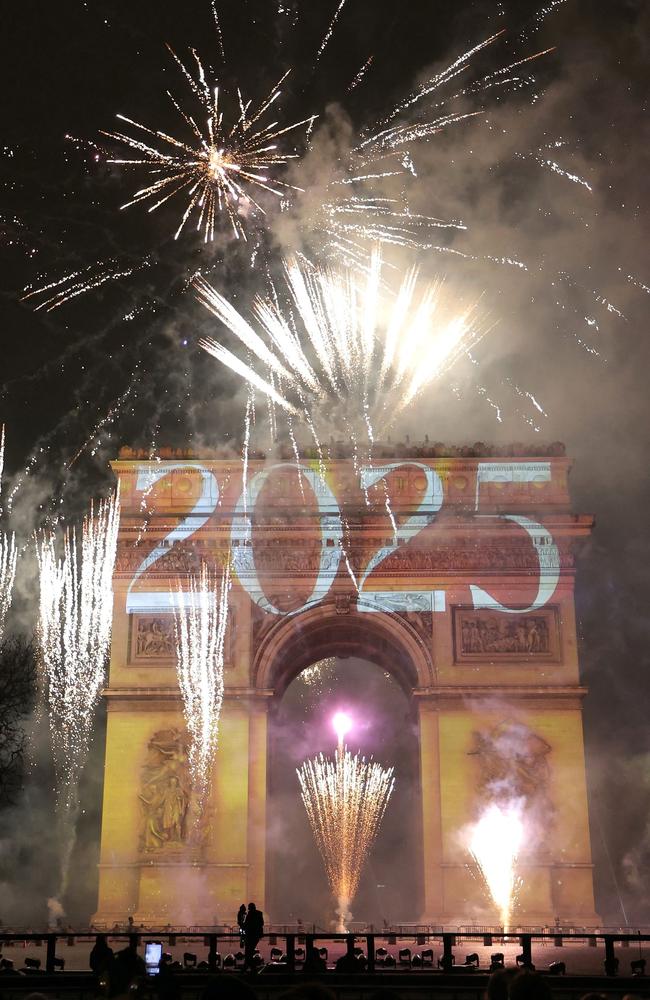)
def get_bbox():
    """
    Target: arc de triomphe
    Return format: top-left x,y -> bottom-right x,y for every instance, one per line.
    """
94,446 -> 598,927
